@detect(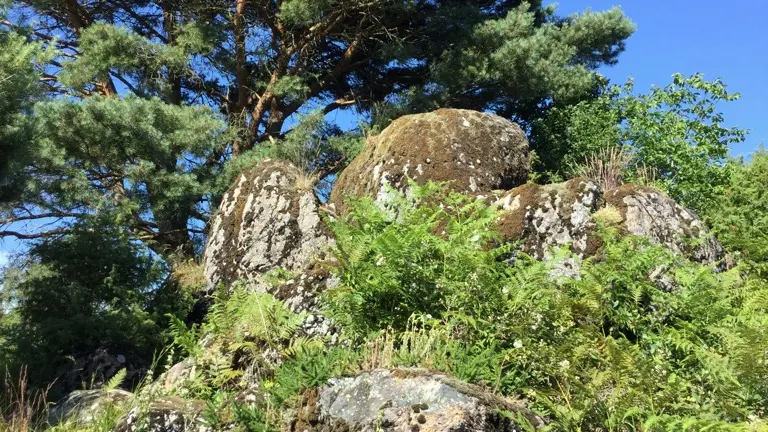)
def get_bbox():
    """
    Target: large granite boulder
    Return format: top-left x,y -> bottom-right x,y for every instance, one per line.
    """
495,179 -> 727,273
496,177 -> 602,261
605,184 -> 726,267
330,109 -> 529,213
48,389 -> 132,427
115,397 -> 210,432
288,369 -> 543,432
203,159 -> 334,290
